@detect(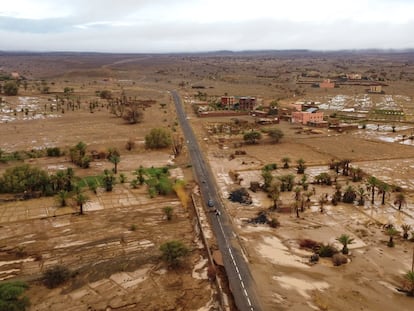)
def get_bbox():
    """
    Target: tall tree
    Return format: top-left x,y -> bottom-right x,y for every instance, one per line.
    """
75,192 -> 88,215
109,154 -> 121,174
267,182 -> 281,209
377,182 -> 390,205
366,176 -> 378,205
394,193 -> 406,211
0,281 -> 30,311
